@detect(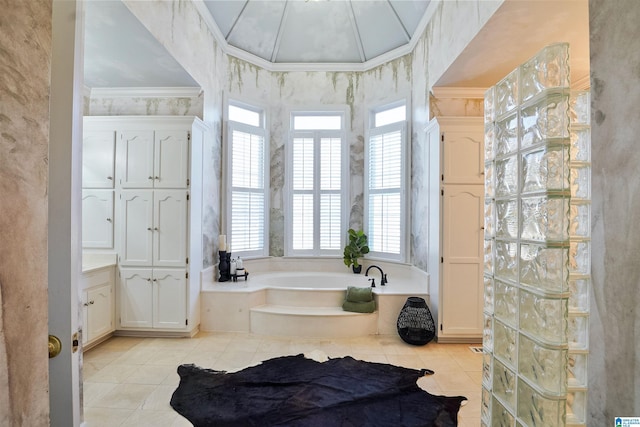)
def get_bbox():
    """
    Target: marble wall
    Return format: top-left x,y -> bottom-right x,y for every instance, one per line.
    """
589,0 -> 640,422
86,91 -> 204,117
0,0 -> 52,424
